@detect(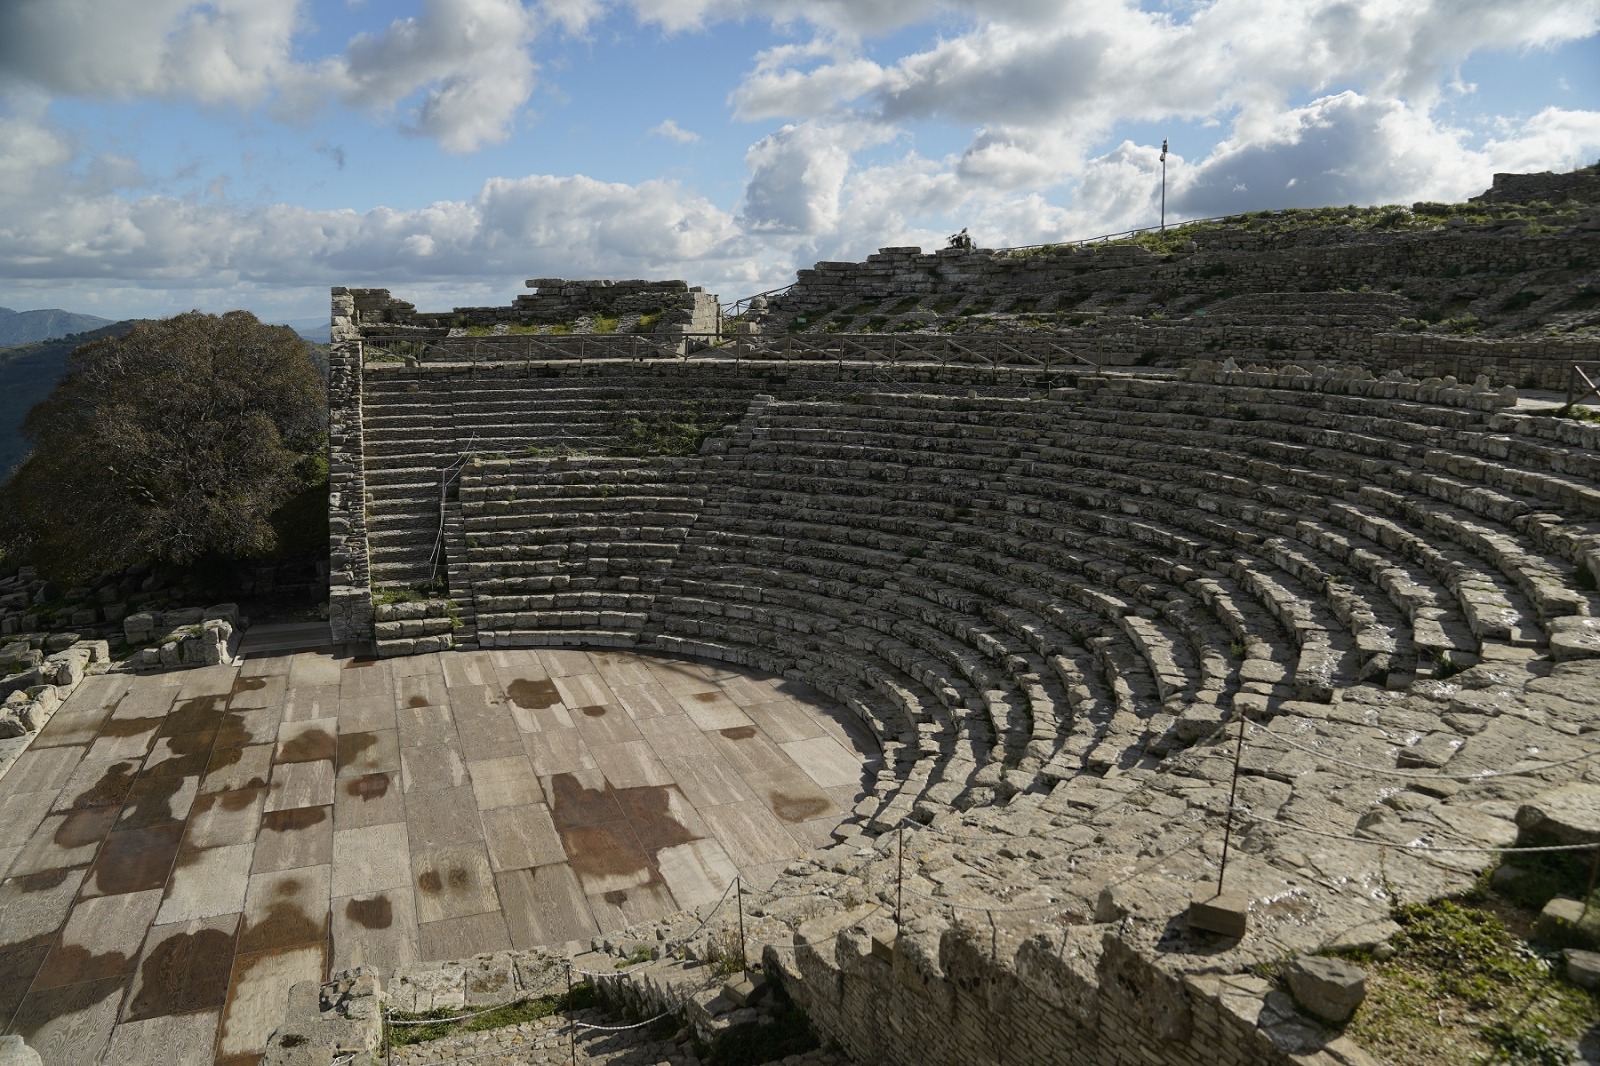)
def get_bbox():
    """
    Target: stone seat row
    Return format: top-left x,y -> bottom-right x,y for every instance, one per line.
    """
755,396 -> 1568,646
716,422 -> 1401,681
